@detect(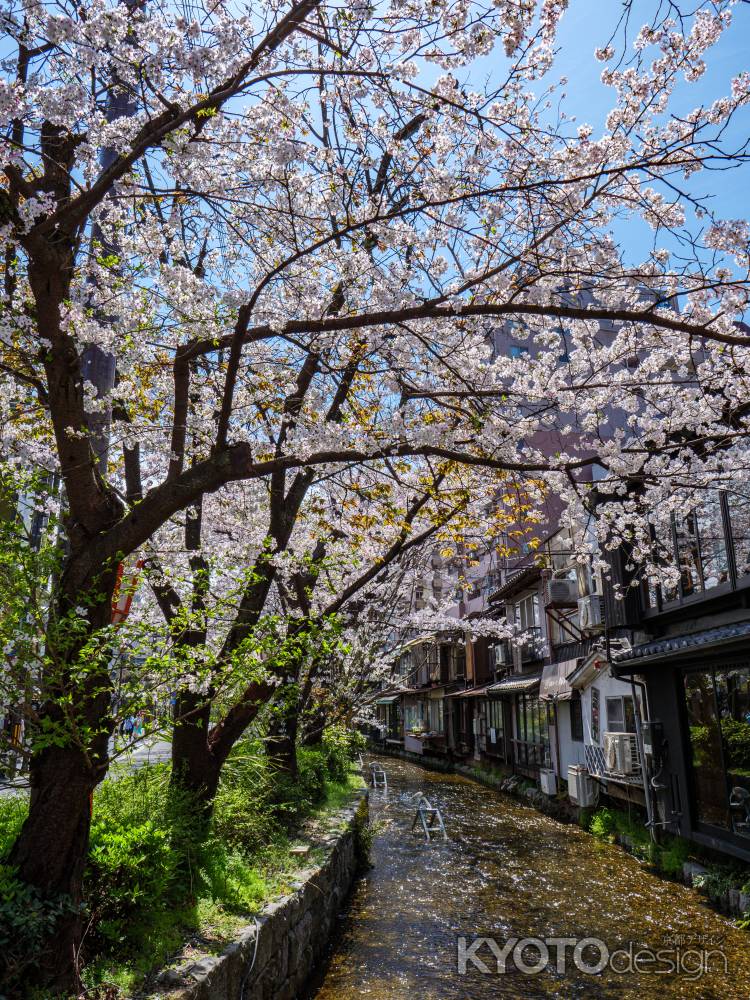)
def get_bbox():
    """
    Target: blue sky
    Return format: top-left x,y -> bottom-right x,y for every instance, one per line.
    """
468,0 -> 750,267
